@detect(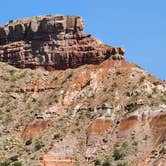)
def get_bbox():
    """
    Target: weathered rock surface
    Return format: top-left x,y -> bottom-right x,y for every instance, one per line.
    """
43,135 -> 77,166
86,118 -> 112,146
0,15 -> 125,70
22,119 -> 51,140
